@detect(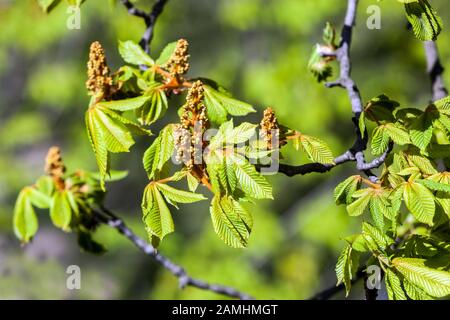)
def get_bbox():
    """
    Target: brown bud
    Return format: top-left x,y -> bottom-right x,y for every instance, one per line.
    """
45,146 -> 66,190
260,107 -> 286,149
